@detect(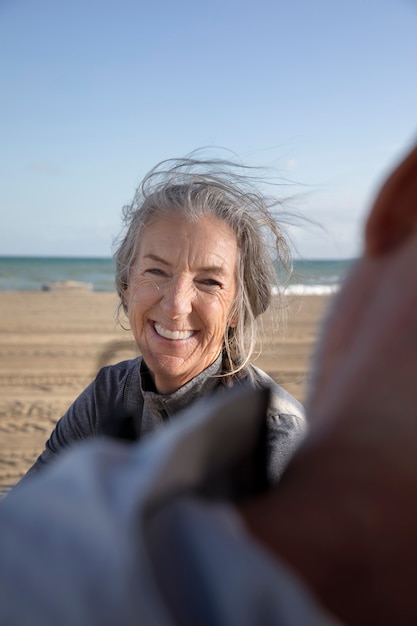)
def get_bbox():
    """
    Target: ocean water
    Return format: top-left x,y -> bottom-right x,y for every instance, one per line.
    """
0,256 -> 355,295
284,258 -> 354,296
0,257 -> 116,292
